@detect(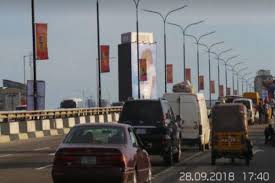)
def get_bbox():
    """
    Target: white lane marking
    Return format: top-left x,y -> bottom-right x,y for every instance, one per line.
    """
48,153 -> 55,156
152,151 -> 203,180
34,147 -> 50,151
0,154 -> 12,158
35,164 -> 52,170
